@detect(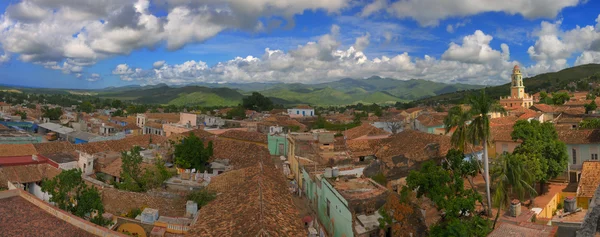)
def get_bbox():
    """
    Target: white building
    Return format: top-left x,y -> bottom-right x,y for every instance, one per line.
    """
78,152 -> 95,175
288,105 -> 314,117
